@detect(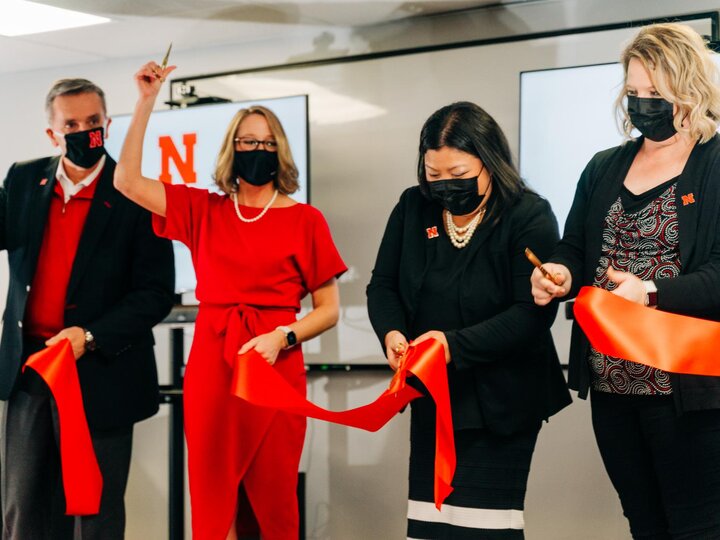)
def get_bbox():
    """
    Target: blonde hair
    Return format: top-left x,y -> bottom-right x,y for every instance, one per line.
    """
214,105 -> 299,195
615,23 -> 720,144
